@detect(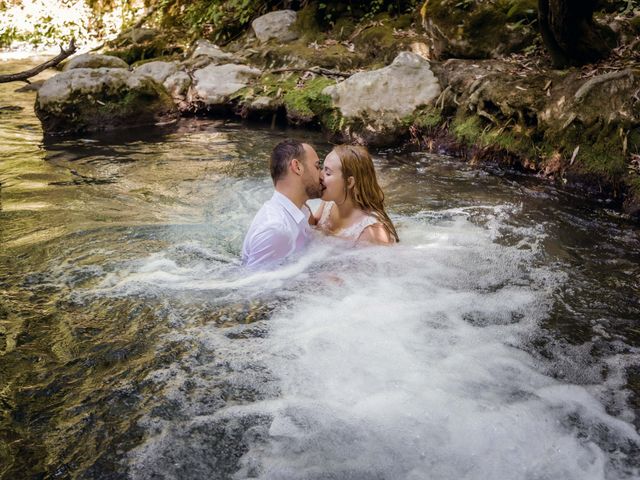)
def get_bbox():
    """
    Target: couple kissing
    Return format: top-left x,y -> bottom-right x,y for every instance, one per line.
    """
242,139 -> 399,269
